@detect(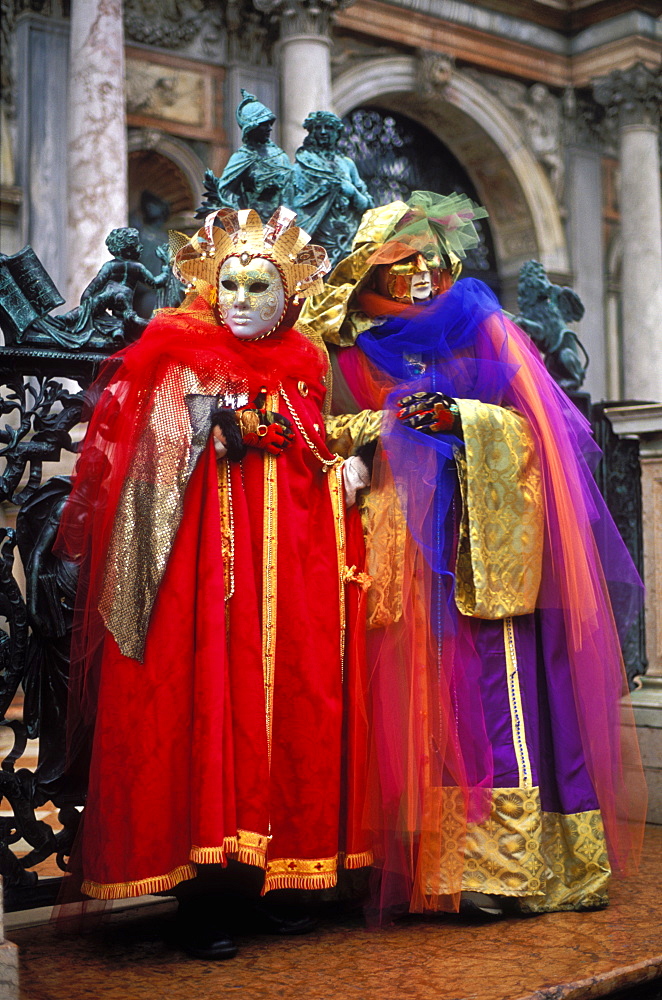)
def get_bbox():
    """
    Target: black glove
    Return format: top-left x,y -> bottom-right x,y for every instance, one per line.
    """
211,387 -> 295,461
211,407 -> 246,461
